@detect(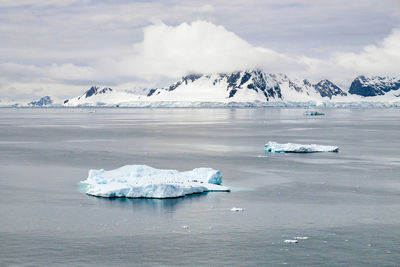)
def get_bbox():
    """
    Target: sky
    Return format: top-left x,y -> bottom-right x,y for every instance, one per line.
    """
0,0 -> 399,101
